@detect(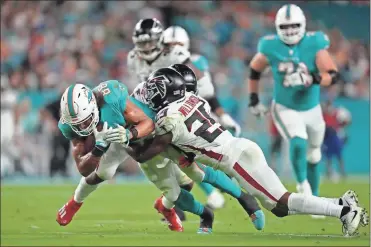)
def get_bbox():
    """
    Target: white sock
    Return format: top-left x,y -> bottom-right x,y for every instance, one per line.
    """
73,177 -> 99,203
288,193 -> 343,218
288,197 -> 340,215
162,197 -> 174,210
